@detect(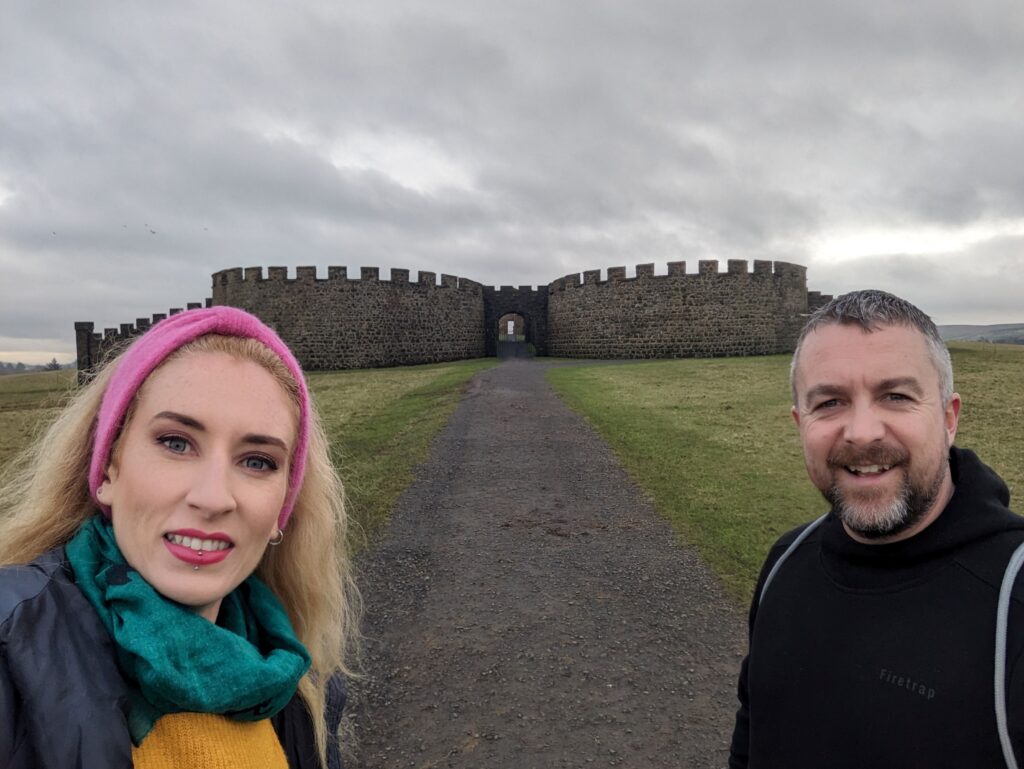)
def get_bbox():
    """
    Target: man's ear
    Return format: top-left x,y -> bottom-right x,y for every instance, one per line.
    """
791,404 -> 801,428
945,393 -> 962,446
